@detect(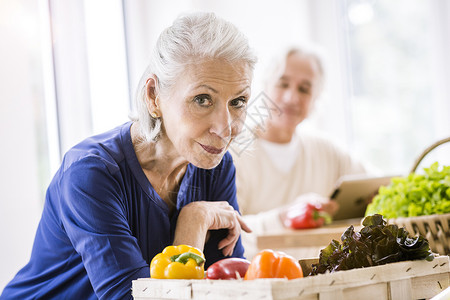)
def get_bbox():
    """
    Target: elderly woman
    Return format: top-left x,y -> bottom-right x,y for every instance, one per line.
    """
1,12 -> 256,299
233,46 -> 368,257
